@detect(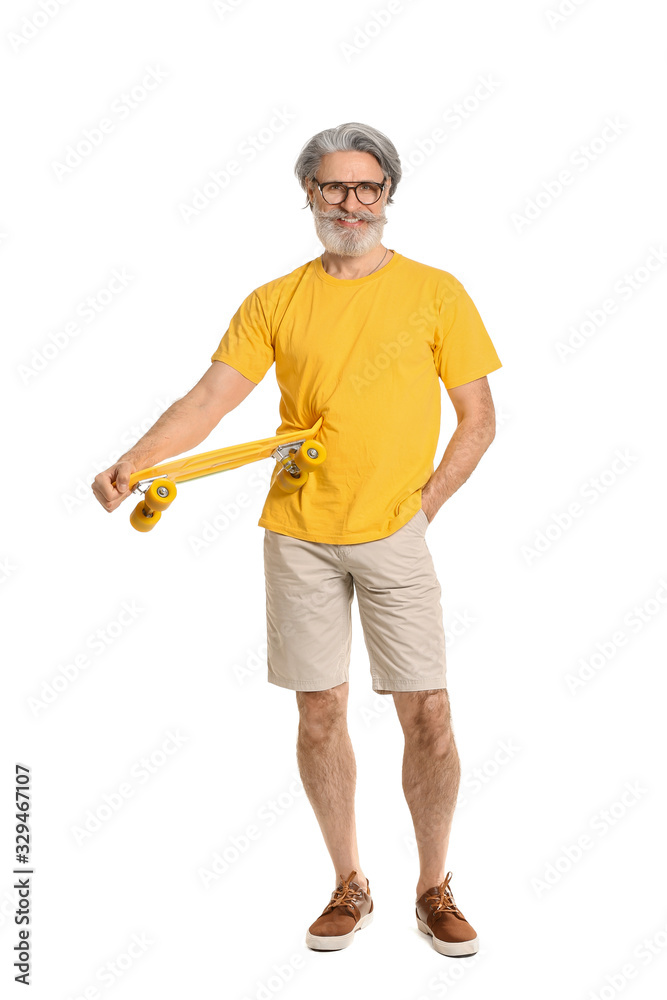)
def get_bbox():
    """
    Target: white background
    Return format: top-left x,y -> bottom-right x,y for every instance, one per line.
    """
2,1 -> 666,998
